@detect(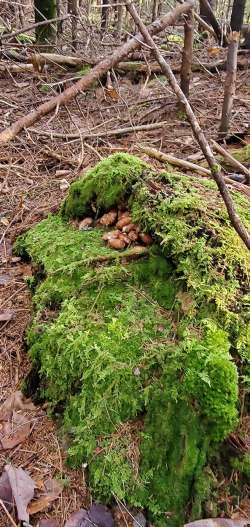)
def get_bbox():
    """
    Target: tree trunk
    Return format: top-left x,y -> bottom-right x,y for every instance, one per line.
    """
101,0 -> 109,31
152,0 -> 159,22
219,0 -> 246,135
34,0 -> 56,43
56,0 -> 63,35
199,0 -> 226,44
180,9 -> 194,105
68,0 -> 78,49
